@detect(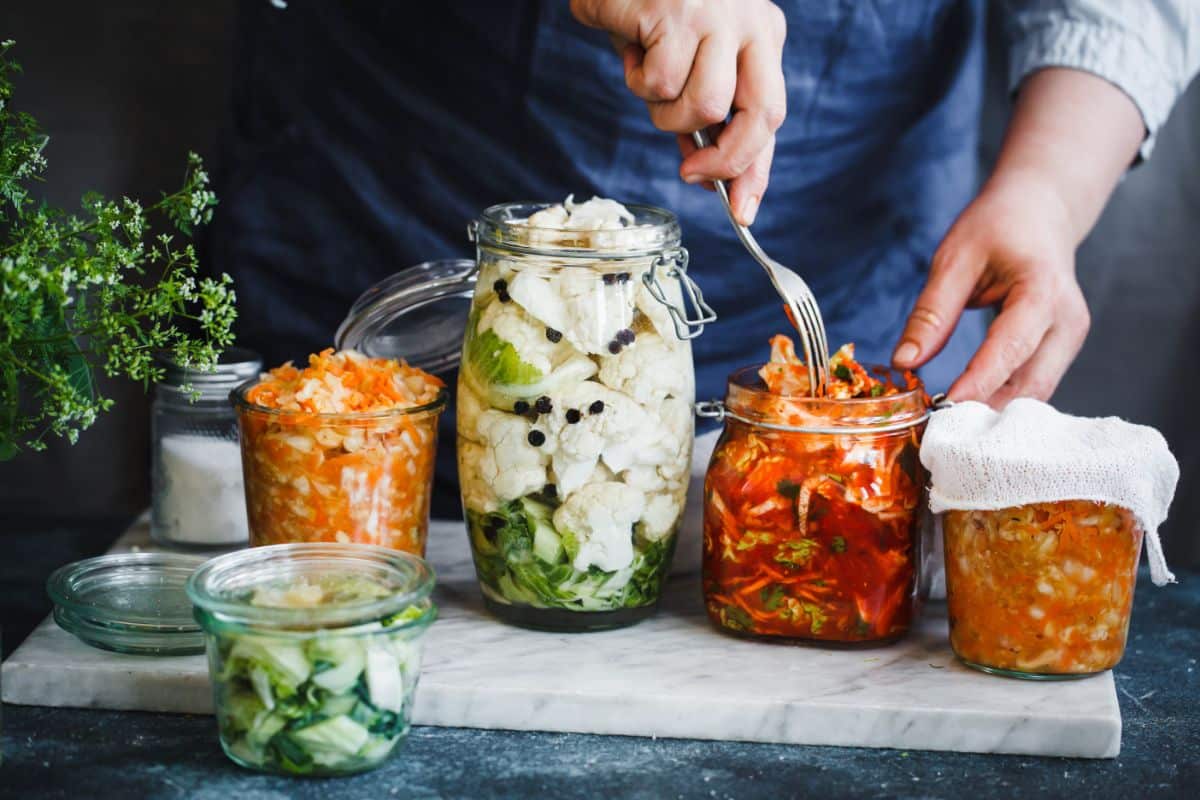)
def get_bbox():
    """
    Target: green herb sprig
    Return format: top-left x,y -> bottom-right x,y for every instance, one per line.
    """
0,41 -> 237,458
